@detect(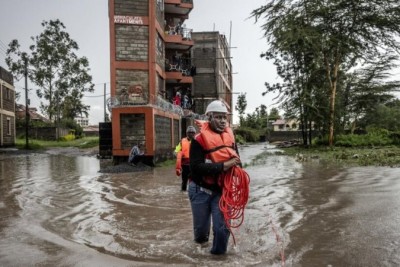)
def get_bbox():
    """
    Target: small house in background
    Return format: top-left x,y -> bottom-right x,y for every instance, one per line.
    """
0,67 -> 16,147
75,116 -> 89,127
83,125 -> 99,137
272,119 -> 300,131
74,116 -> 98,137
16,105 -> 50,123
